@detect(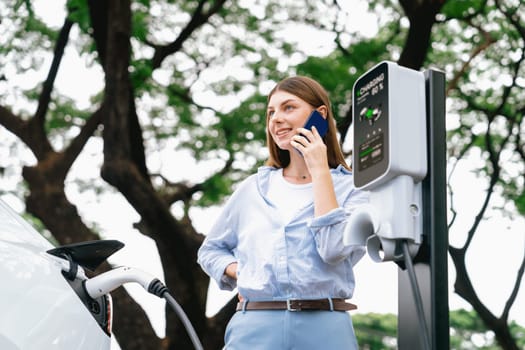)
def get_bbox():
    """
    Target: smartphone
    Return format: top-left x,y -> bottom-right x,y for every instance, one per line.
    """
295,110 -> 328,156
302,110 -> 328,137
